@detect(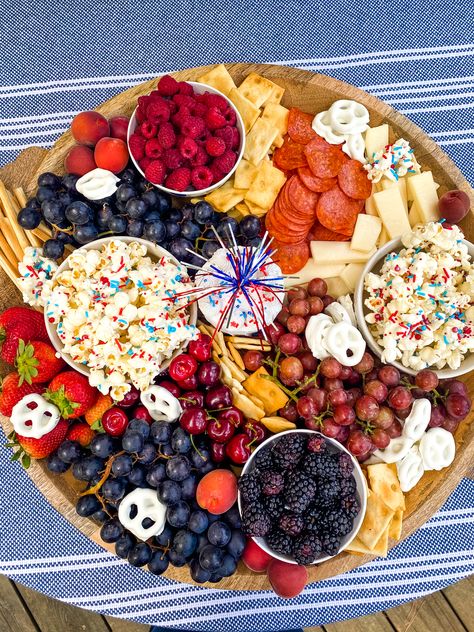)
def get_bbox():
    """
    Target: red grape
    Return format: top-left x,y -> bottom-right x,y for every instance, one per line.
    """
288,287 -> 307,301
289,298 -> 310,317
373,405 -> 395,429
353,352 -> 375,374
445,393 -> 470,420
429,403 -> 446,428
363,379 -> 389,403
355,394 -> 380,421
333,404 -> 356,426
243,350 -> 264,372
345,369 -> 362,386
387,386 -> 413,410
346,430 -> 373,456
324,377 -> 343,392
321,417 -> 340,438
442,417 -> 460,433
298,351 -> 318,372
308,296 -> 324,315
378,365 -> 400,387
320,357 -> 342,379
365,369 -> 379,382
337,425 -> 350,443
296,396 -> 318,419
322,295 -> 335,308
438,189 -> 470,223
278,333 -> 301,355
287,315 -> 306,334
371,428 -> 391,449
443,379 -> 469,398
346,387 -> 362,407
279,401 -> 299,422
304,417 -> 320,431
307,278 -> 327,297
328,388 -> 348,407
307,387 -> 327,411
268,321 -> 286,345
276,307 -> 290,326
415,369 -> 439,392
386,420 -> 403,438
396,407 -> 411,420
339,366 -> 353,380
279,357 -> 304,385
